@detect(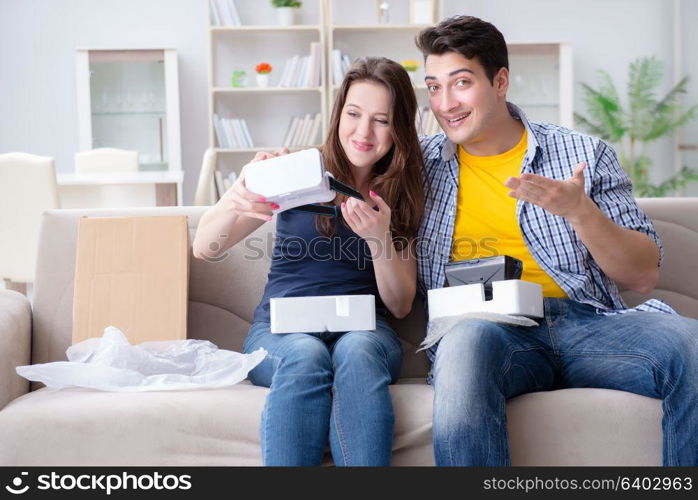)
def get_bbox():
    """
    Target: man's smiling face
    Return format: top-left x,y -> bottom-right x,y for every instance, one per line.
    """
425,51 -> 508,148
